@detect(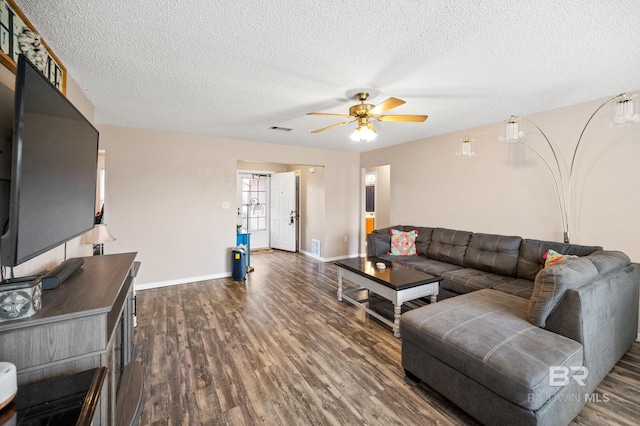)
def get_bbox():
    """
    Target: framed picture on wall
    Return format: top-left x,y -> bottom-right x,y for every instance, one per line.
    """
0,0 -> 66,94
